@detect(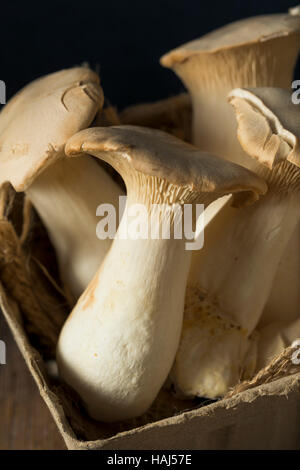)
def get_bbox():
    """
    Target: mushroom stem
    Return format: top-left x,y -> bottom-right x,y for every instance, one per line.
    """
192,190 -> 298,332
59,201 -> 192,422
26,155 -> 122,299
174,173 -> 300,399
172,87 -> 300,399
